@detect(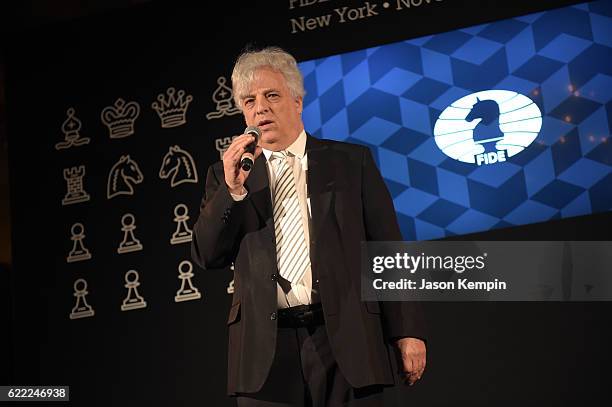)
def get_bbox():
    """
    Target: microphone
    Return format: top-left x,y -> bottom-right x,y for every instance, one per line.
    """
240,126 -> 261,171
